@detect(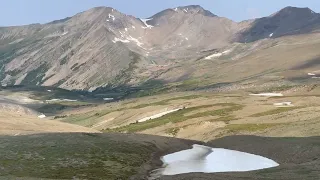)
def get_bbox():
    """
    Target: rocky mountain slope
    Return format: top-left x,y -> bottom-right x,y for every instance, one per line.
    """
238,6 -> 320,42
1,5 -> 320,91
